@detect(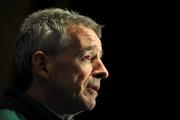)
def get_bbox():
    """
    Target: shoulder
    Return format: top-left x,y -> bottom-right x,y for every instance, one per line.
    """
0,109 -> 26,120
